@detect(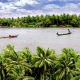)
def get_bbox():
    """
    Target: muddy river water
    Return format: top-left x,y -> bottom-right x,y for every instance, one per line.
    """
0,28 -> 80,54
